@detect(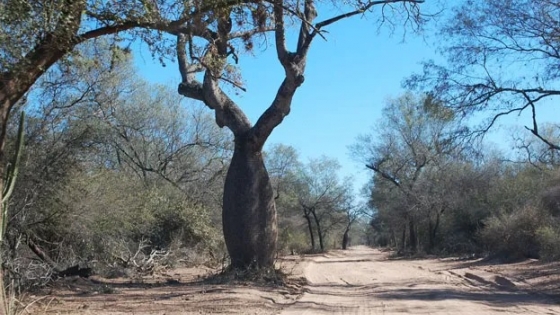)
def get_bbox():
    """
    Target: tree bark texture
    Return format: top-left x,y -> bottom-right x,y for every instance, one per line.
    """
222,134 -> 277,268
